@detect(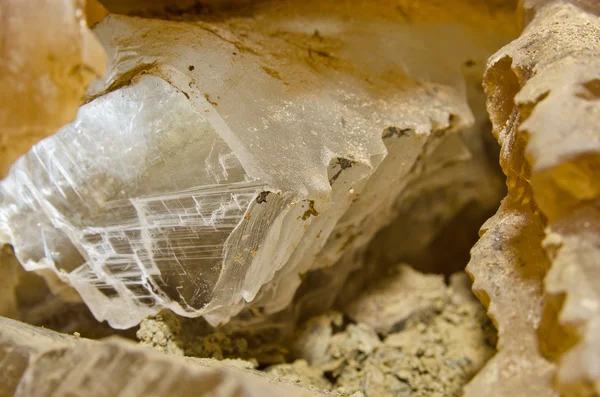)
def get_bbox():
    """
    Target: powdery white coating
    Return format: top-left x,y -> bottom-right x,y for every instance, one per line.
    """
0,12 -> 497,328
